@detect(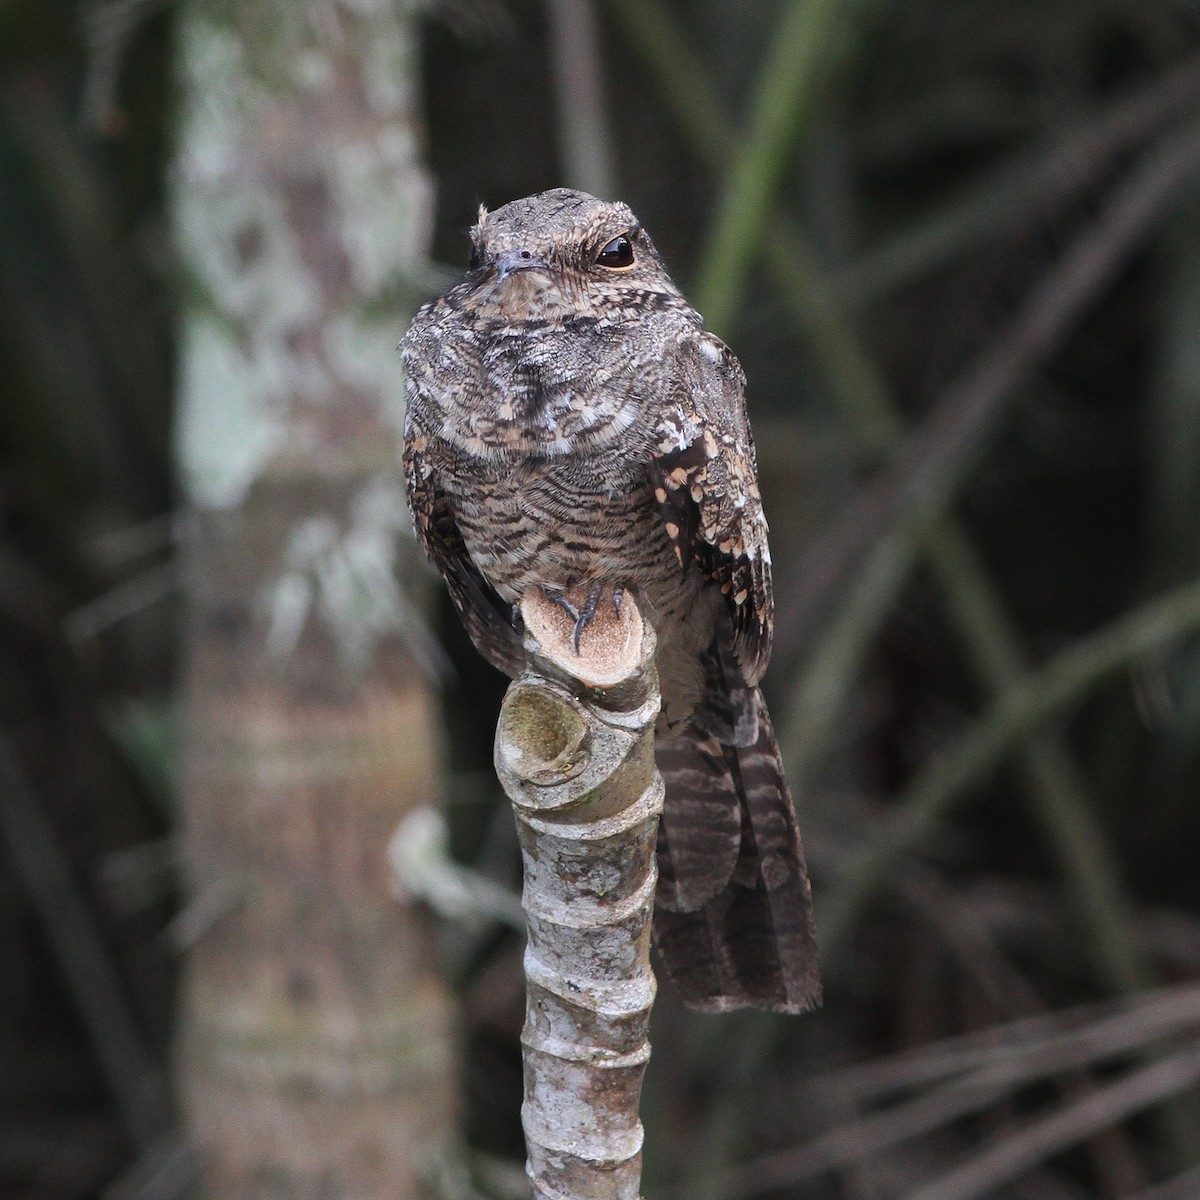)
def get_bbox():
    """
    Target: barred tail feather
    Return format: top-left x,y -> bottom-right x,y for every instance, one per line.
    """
653,689 -> 821,1013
